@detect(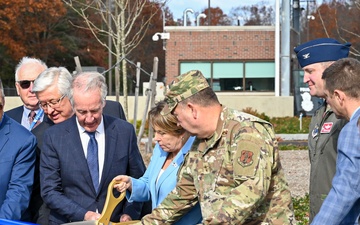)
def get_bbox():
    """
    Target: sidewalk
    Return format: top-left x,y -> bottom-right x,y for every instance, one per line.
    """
276,133 -> 308,141
277,133 -> 308,147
